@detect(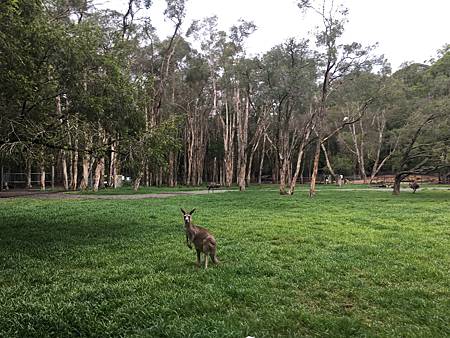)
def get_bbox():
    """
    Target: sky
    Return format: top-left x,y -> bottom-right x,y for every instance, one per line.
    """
99,0 -> 450,70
